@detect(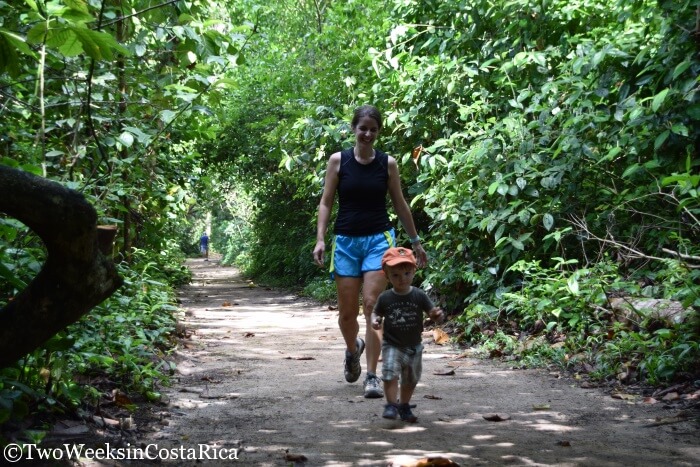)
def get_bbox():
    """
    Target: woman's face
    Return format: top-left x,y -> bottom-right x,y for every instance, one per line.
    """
352,116 -> 380,148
